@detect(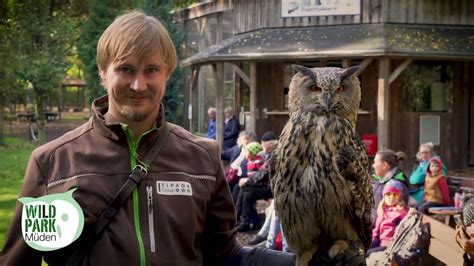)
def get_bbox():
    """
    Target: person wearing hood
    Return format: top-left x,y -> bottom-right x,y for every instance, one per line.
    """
415,156 -> 450,214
